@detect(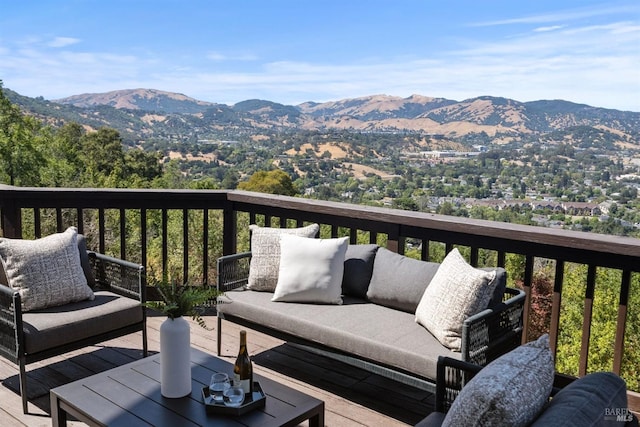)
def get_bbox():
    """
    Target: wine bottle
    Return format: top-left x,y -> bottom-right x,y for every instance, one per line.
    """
233,330 -> 253,395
